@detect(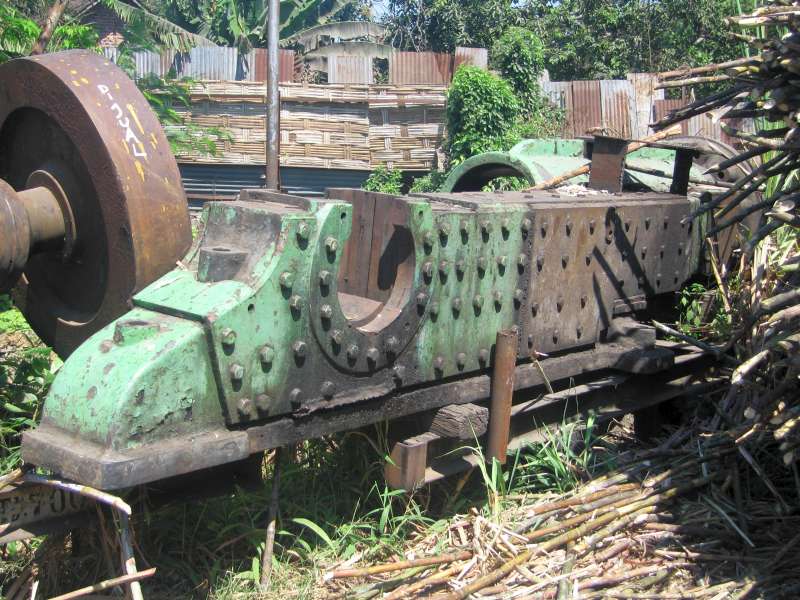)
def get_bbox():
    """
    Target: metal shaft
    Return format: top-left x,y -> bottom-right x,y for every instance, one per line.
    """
487,329 -> 518,464
265,0 -> 280,191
